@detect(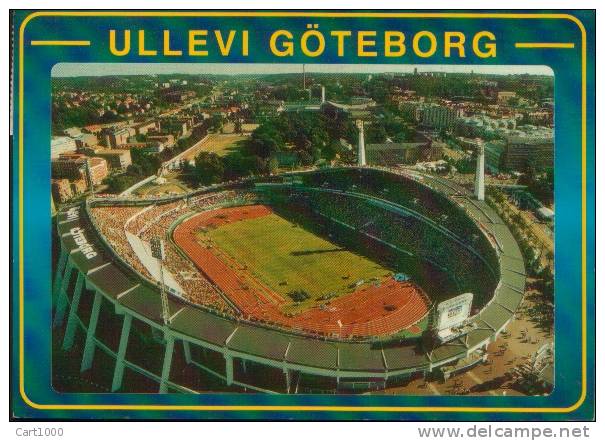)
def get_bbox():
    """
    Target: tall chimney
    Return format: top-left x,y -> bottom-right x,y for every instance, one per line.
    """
321,86 -> 325,104
356,120 -> 366,166
474,138 -> 485,201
